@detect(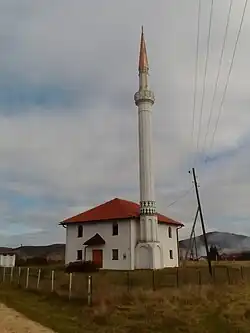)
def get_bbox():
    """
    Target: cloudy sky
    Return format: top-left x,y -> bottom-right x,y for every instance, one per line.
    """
0,0 -> 250,247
